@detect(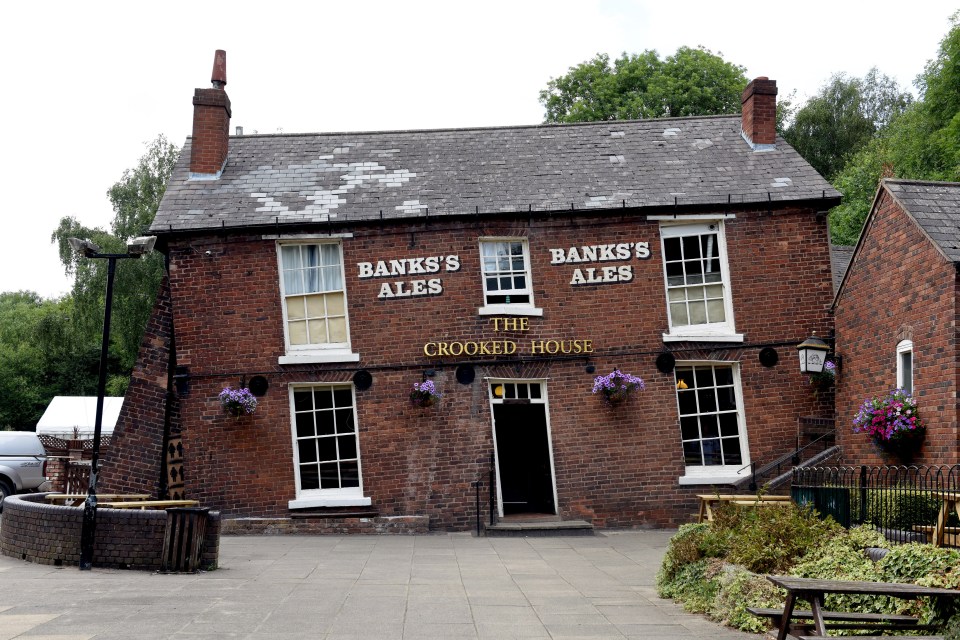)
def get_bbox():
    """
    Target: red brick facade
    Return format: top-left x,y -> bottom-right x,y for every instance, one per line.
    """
834,188 -> 960,464
103,204 -> 836,530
